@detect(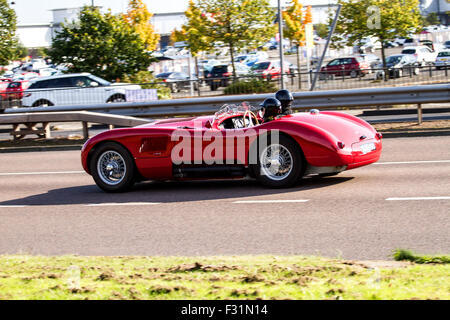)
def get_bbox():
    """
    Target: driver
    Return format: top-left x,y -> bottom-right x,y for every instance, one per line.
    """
259,98 -> 282,123
275,89 -> 294,115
